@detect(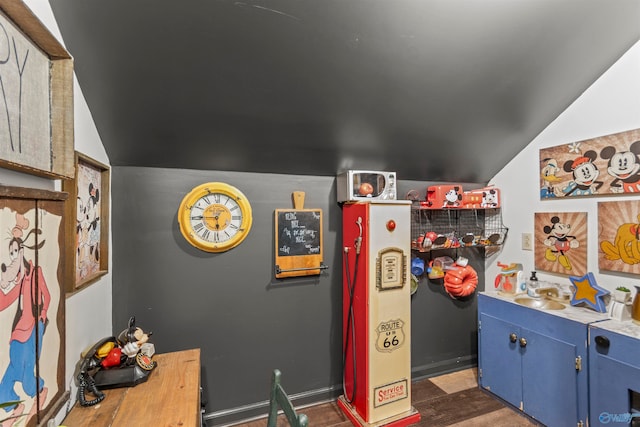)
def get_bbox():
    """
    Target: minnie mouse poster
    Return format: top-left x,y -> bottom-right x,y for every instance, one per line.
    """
74,159 -> 104,284
76,182 -> 101,282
